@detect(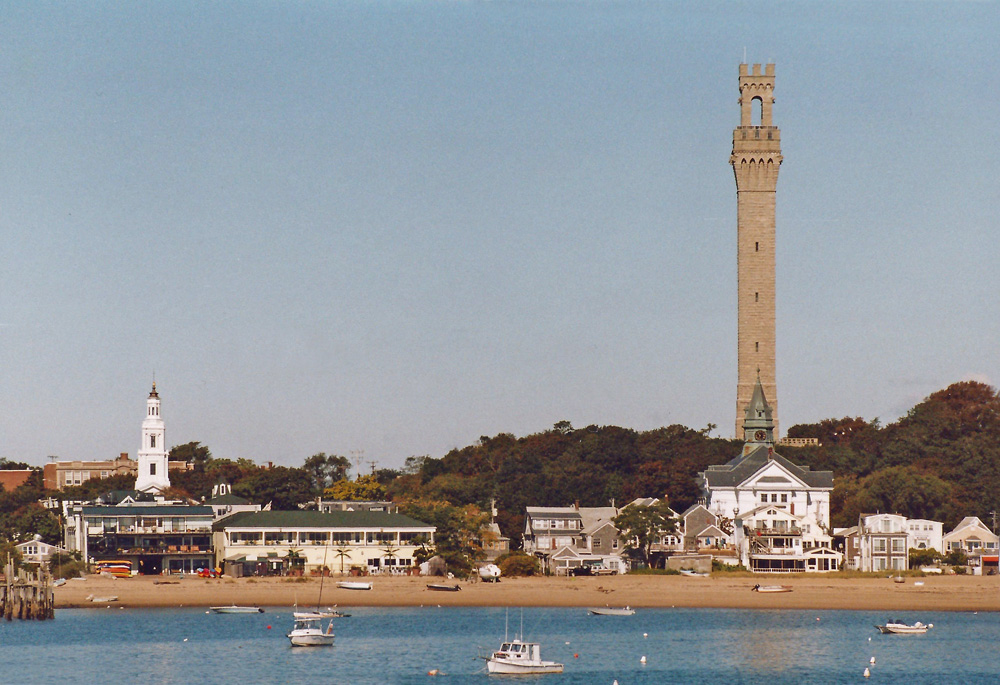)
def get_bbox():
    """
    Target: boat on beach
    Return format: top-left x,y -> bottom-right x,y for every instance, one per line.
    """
288,616 -> 335,646
876,620 -> 933,635
210,605 -> 264,614
337,581 -> 373,591
427,583 -> 461,592
478,564 -> 501,582
751,584 -> 792,593
679,569 -> 710,577
588,606 -> 635,616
